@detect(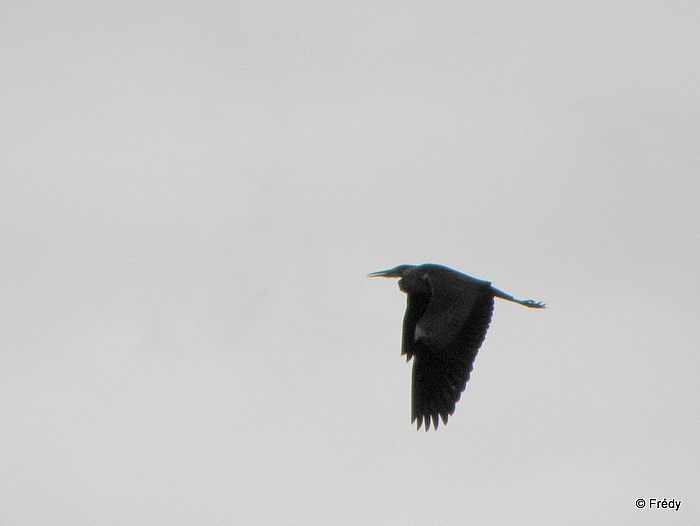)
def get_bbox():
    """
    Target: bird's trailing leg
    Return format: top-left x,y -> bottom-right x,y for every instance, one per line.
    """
491,287 -> 546,309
